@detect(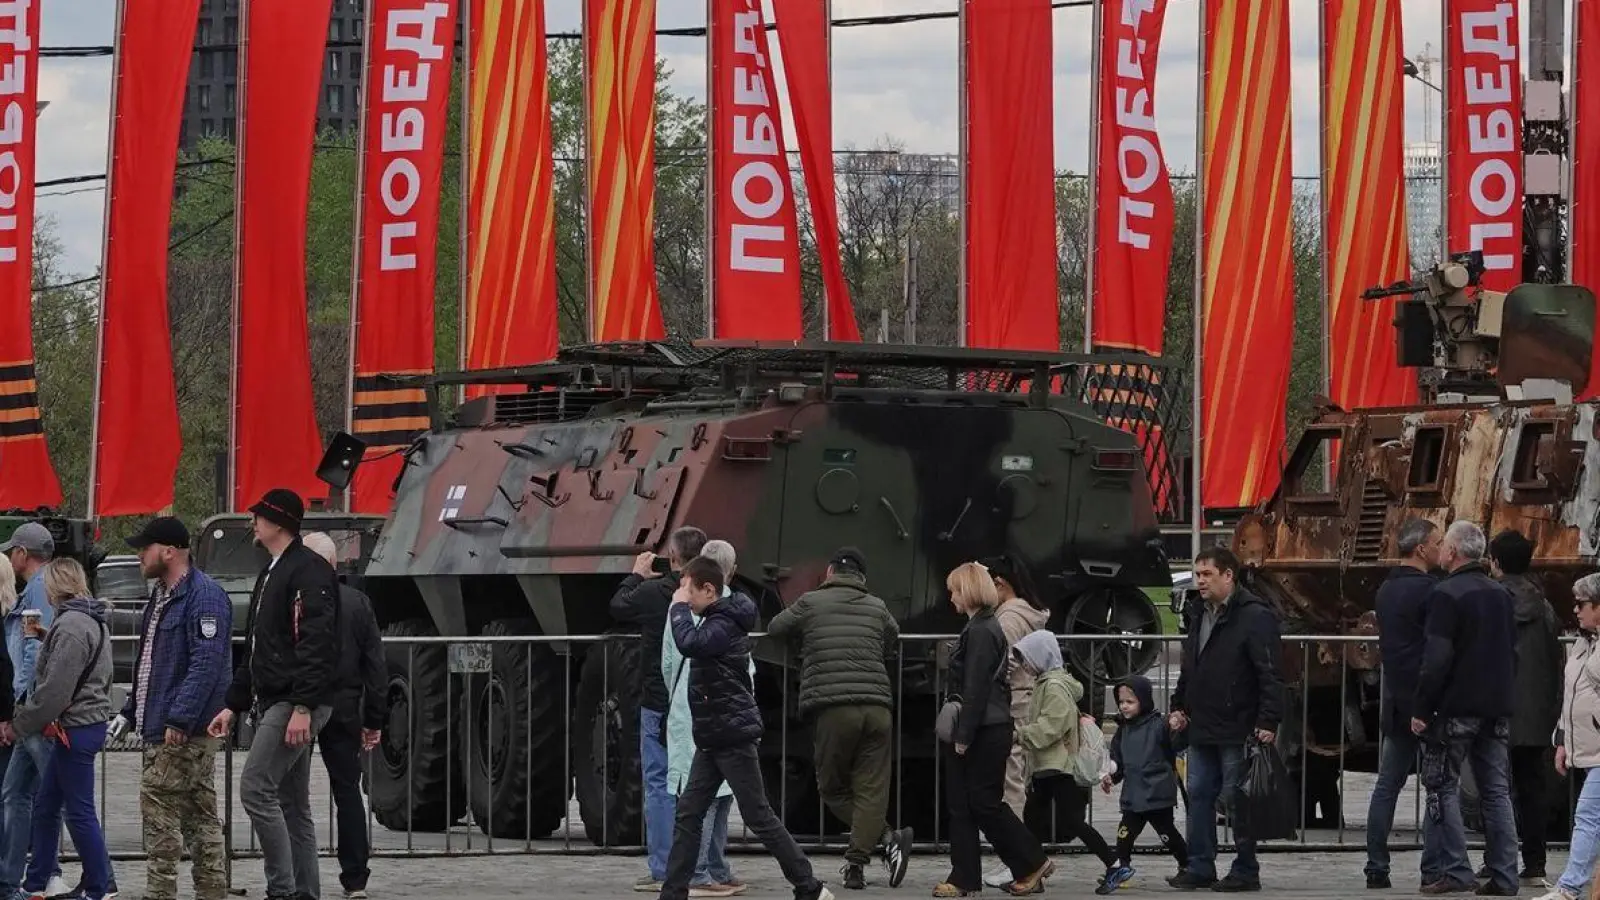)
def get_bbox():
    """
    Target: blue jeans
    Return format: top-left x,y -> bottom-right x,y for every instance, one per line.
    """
0,734 -> 55,892
25,724 -> 111,899
640,708 -> 675,881
1420,717 -> 1518,892
1184,742 -> 1256,882
690,795 -> 735,886
1365,730 -> 1444,880
1558,766 -> 1600,896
